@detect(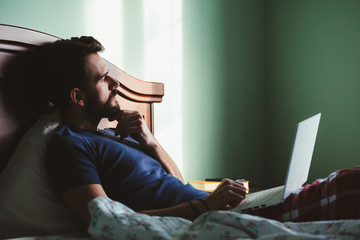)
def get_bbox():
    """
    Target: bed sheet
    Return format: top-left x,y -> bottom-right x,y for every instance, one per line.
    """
33,196 -> 360,240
